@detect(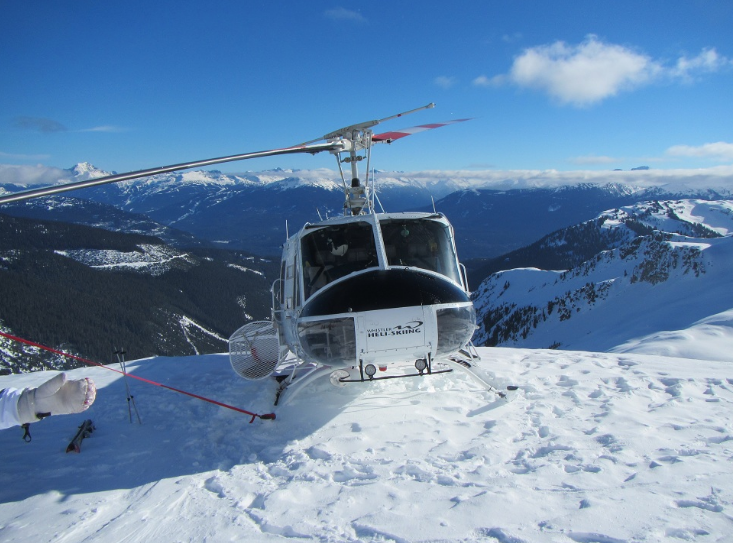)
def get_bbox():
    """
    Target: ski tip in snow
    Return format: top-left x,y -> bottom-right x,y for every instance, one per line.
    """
66,419 -> 95,453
